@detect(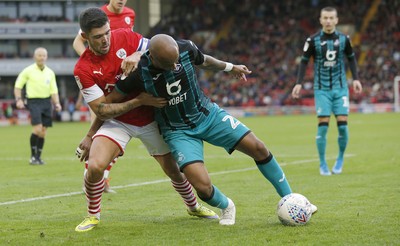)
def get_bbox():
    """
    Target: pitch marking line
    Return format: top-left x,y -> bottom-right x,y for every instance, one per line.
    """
0,154 -> 355,206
